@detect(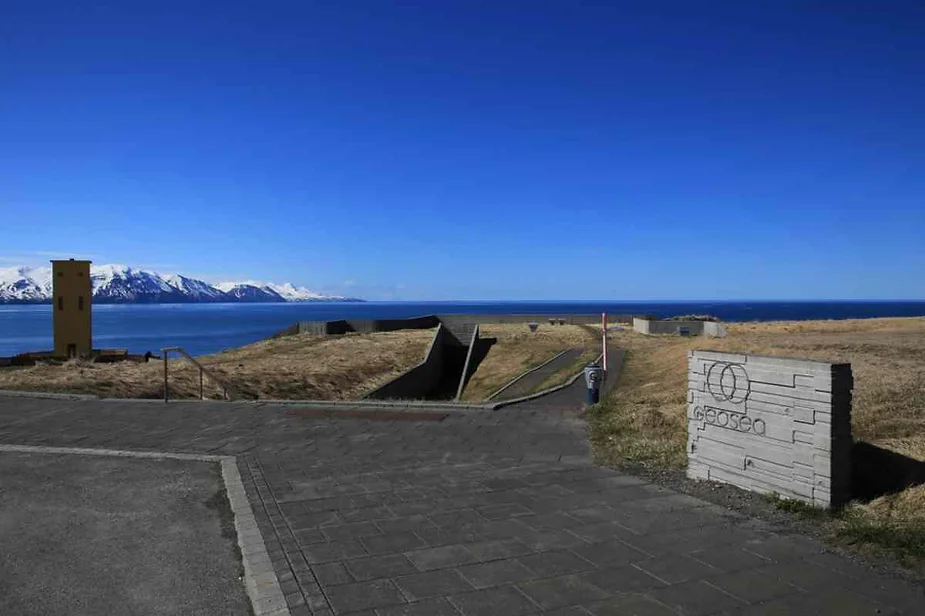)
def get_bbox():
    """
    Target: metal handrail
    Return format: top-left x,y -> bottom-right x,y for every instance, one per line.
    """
161,346 -> 239,402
